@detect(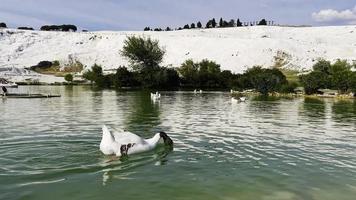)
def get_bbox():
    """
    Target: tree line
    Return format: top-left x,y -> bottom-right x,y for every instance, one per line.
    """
40,24 -> 77,32
299,60 -> 356,94
82,36 -> 356,96
0,22 -> 78,32
144,18 -> 272,31
82,36 -> 298,95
